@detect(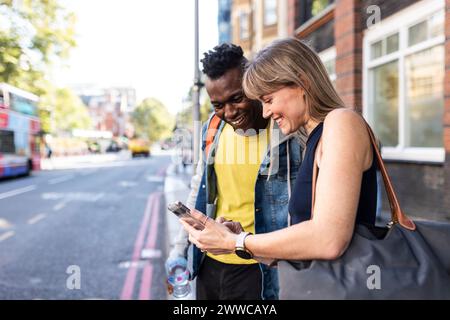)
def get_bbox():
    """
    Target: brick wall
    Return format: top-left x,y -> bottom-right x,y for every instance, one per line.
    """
287,0 -> 297,35
360,0 -> 421,30
383,162 -> 449,222
334,0 -> 363,111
